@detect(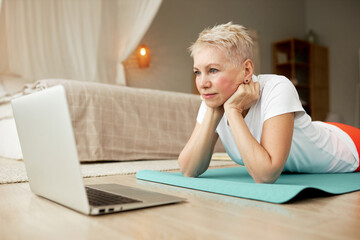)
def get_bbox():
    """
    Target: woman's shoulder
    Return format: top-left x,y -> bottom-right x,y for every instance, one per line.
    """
256,74 -> 292,87
254,74 -> 304,122
256,74 -> 296,97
